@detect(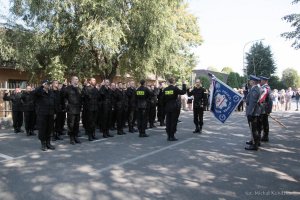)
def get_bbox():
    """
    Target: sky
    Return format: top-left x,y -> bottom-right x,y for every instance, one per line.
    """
1,0 -> 299,77
187,0 -> 300,77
